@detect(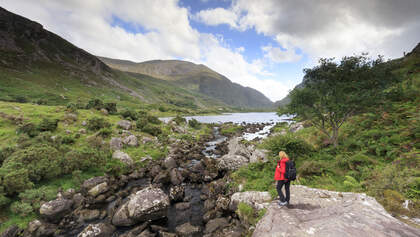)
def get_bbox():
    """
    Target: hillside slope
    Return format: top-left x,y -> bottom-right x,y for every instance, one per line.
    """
0,7 -> 232,113
99,57 -> 274,109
